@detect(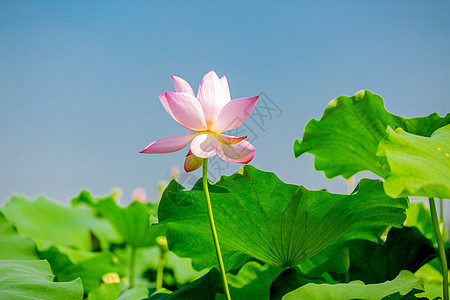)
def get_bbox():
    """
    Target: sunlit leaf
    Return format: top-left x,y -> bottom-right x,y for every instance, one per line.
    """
0,259 -> 83,300
293,90 -> 449,179
72,191 -> 164,248
0,211 -> 38,260
282,270 -> 423,300
416,281 -> 447,300
377,124 -> 450,199
159,165 -> 407,271
415,257 -> 450,299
